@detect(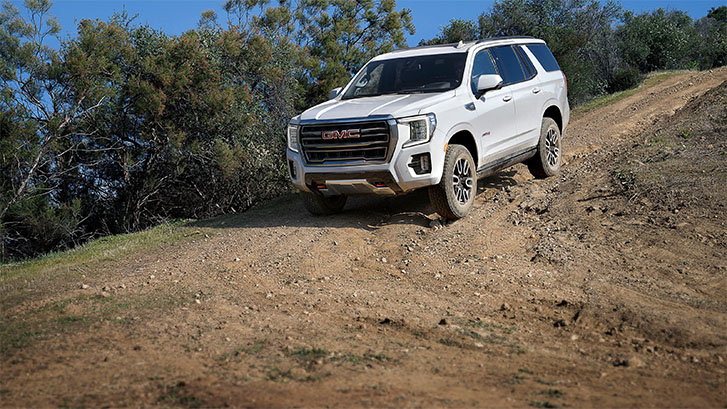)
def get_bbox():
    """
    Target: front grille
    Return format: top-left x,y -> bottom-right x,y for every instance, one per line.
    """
300,120 -> 391,164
